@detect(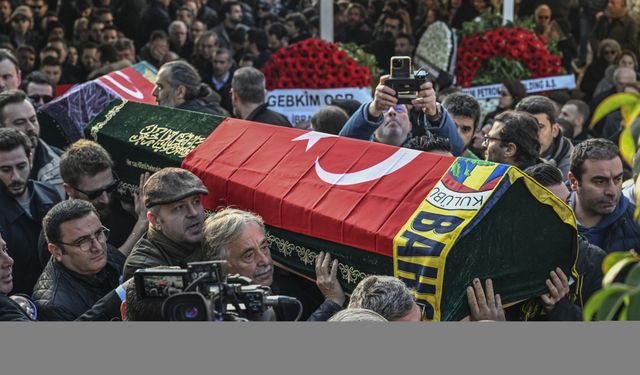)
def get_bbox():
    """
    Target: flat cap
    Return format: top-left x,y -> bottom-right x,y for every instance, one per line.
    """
144,167 -> 208,208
